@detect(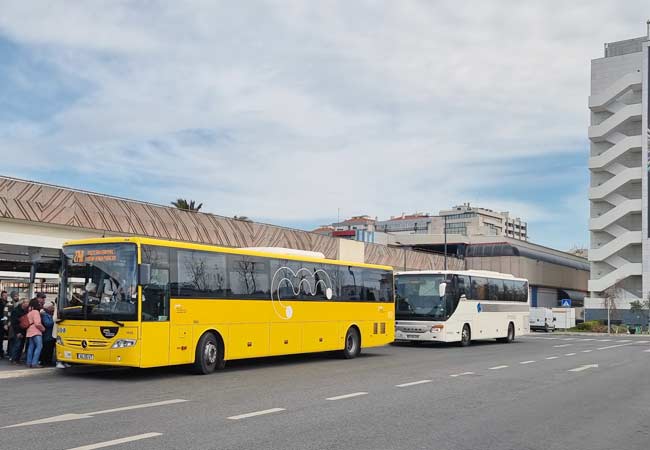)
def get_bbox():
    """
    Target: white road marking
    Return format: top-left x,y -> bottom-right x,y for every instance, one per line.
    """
581,338 -> 596,341
326,392 -> 368,401
565,353 -> 576,356
597,343 -> 635,350
88,399 -> 188,416
545,356 -> 559,360
396,380 -> 432,388
489,365 -> 509,370
568,364 -> 599,372
450,372 -> 475,377
597,339 -> 611,342
553,344 -> 571,348
0,368 -> 57,380
520,360 -> 536,365
65,432 -> 162,450
561,338 -> 576,341
227,408 -> 286,420
3,399 -> 188,429
644,349 -> 650,353
637,340 -> 649,344
617,340 -> 631,343
582,350 -> 593,353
